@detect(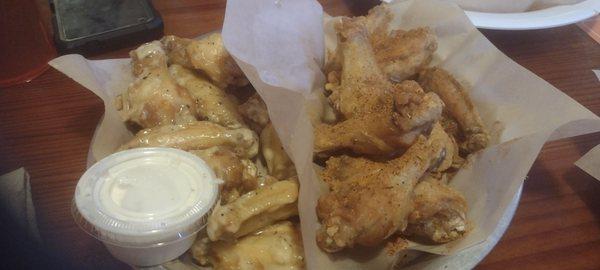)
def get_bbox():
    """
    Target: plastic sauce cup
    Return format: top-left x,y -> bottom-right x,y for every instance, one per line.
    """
73,148 -> 219,266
